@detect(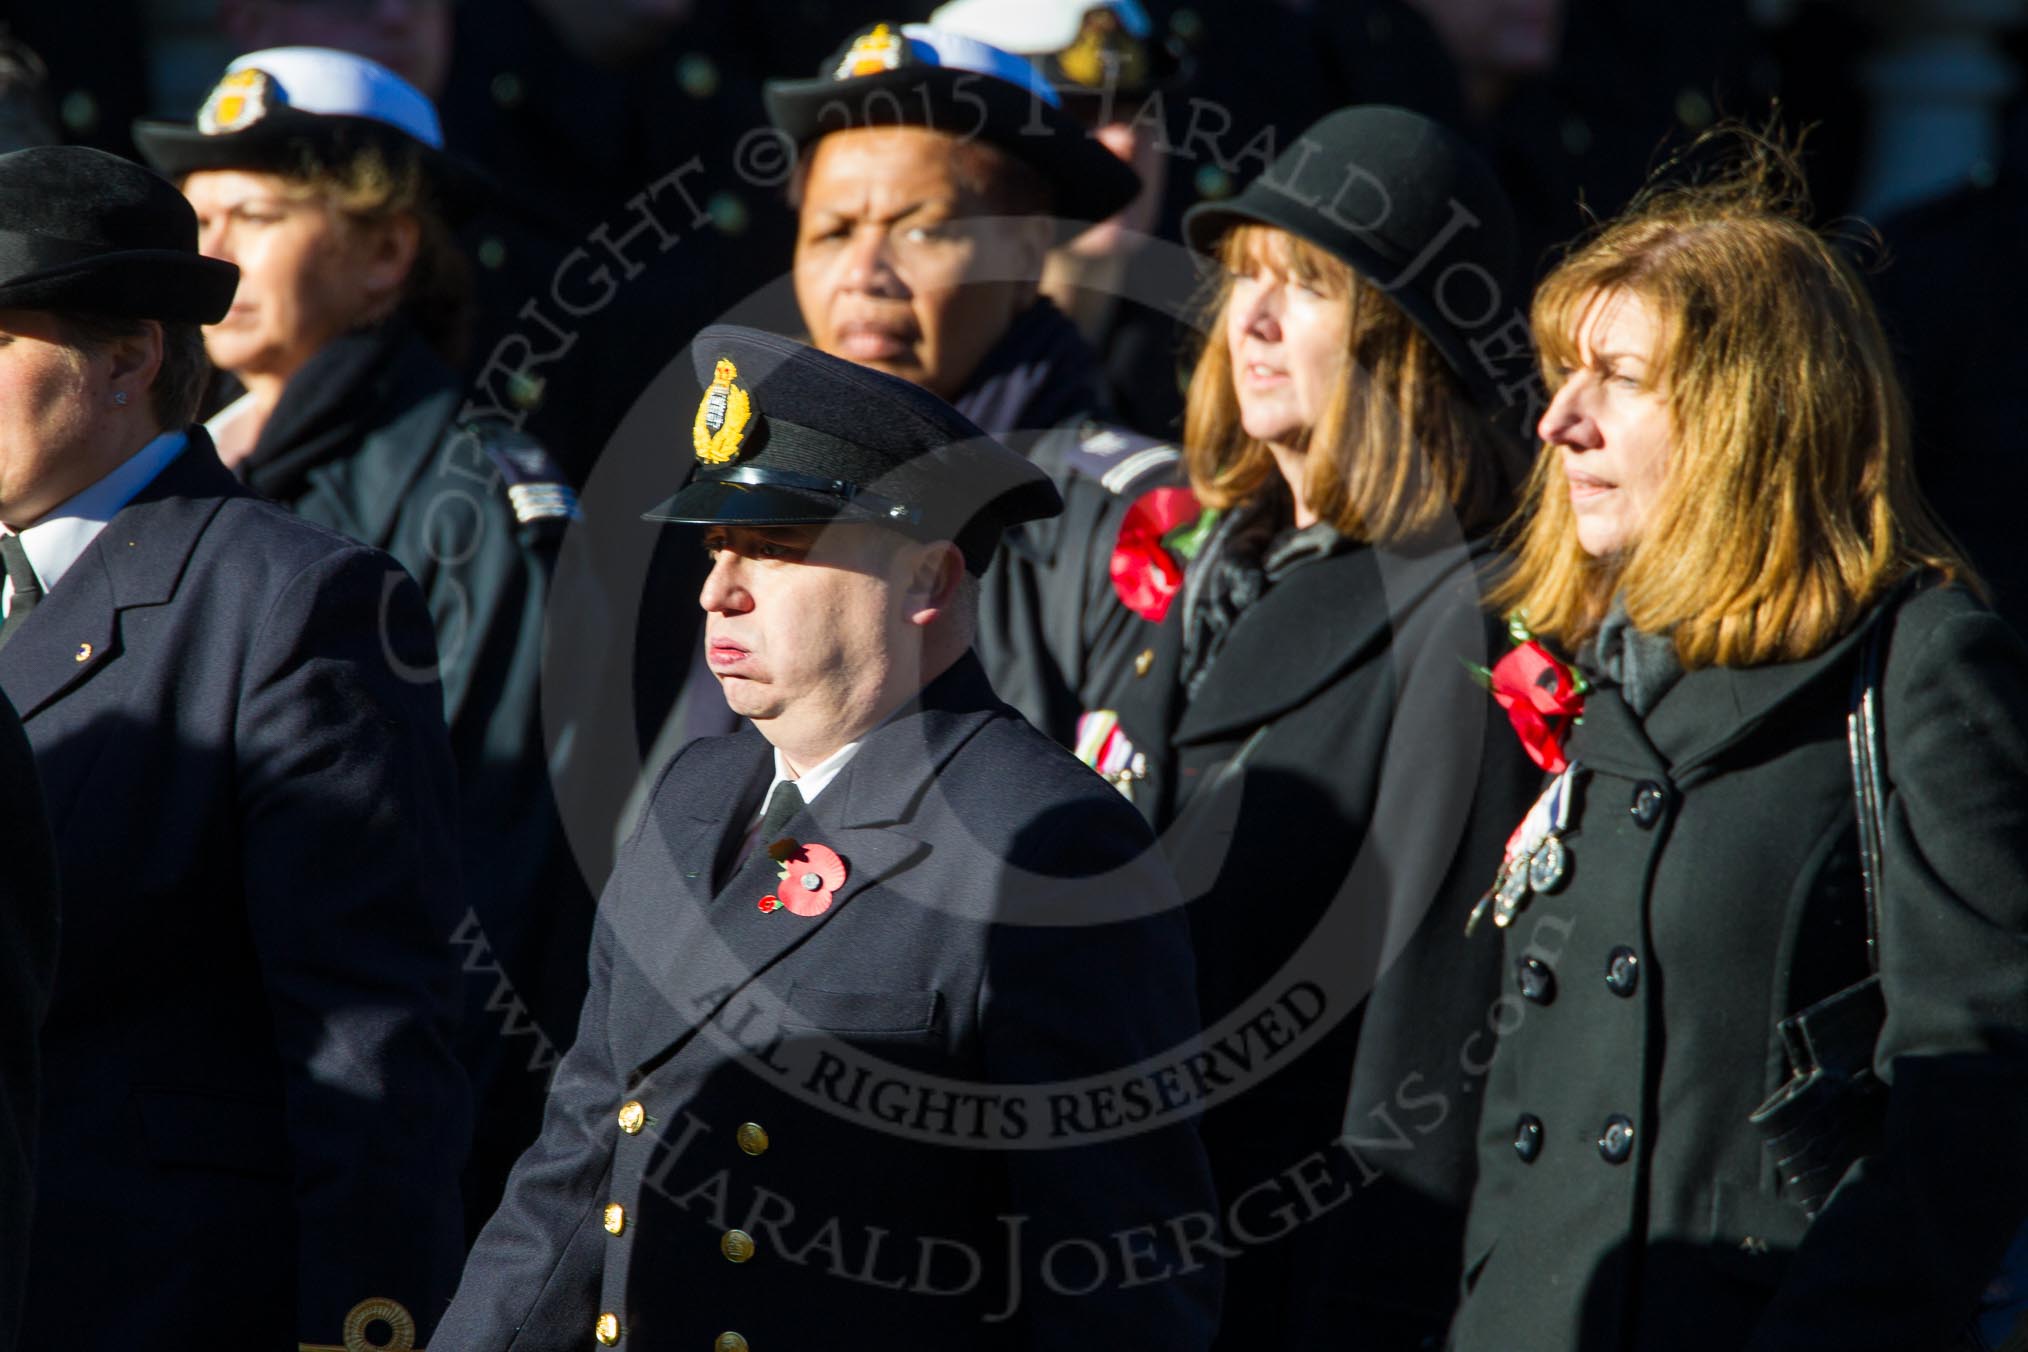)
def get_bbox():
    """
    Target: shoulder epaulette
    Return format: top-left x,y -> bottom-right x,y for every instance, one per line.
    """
463,420 -> 580,526
1060,421 -> 1182,497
